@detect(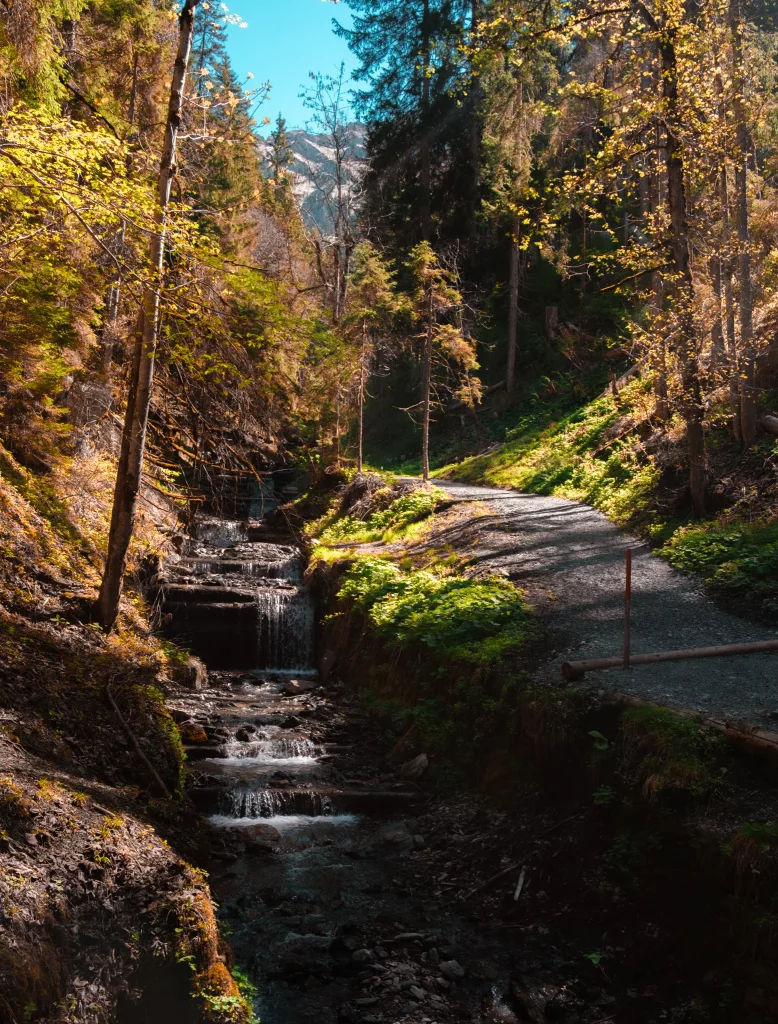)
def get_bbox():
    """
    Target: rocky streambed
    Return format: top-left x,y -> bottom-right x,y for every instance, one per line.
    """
157,515 -> 754,1024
